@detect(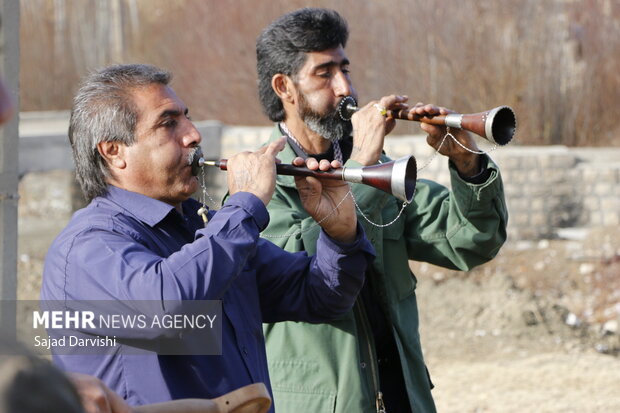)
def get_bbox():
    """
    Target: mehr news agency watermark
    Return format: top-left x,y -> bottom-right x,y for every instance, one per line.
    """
8,300 -> 222,356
